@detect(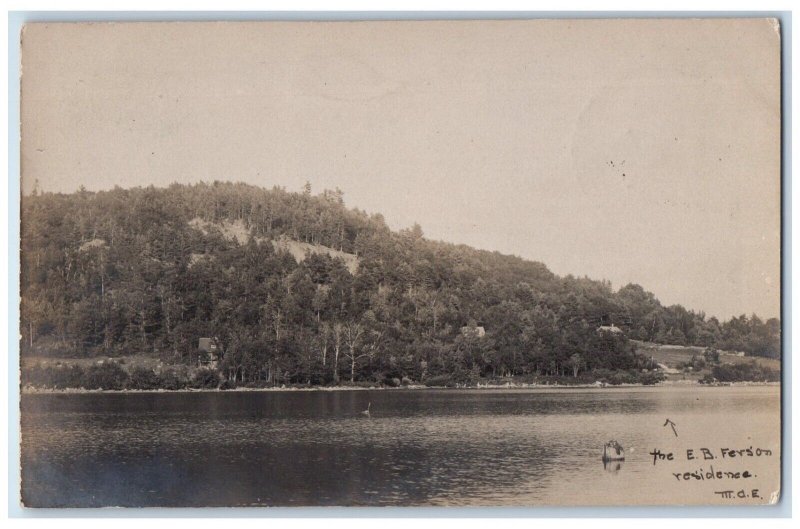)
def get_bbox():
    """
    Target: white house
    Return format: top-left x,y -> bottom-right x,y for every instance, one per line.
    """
460,325 -> 486,339
596,324 -> 623,335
